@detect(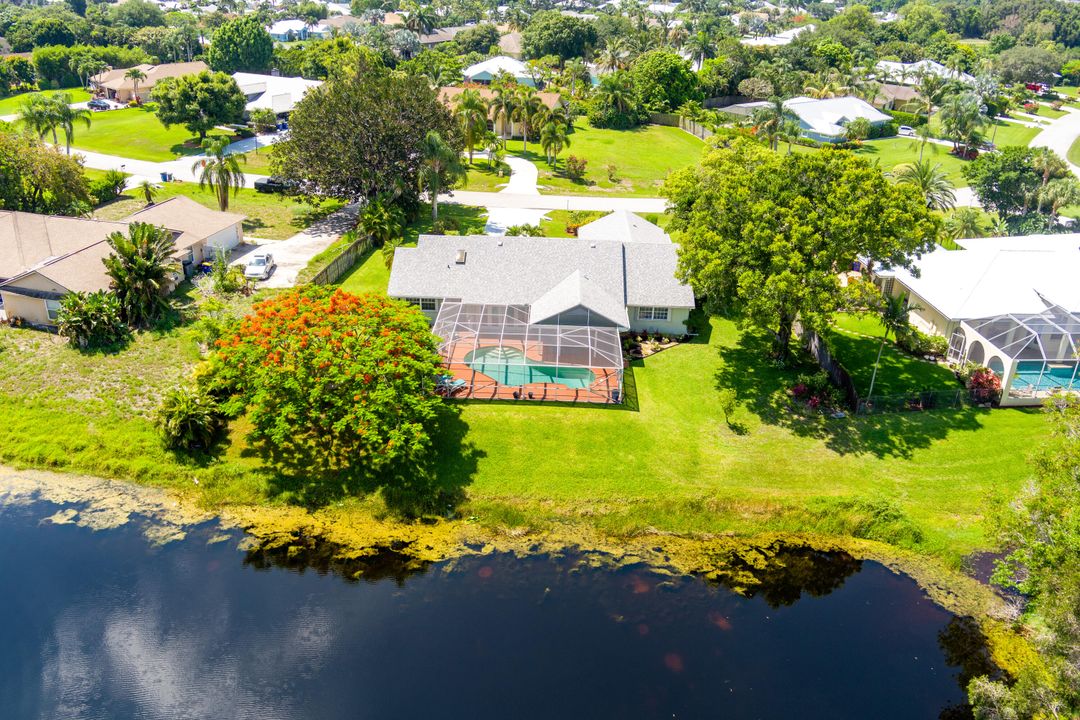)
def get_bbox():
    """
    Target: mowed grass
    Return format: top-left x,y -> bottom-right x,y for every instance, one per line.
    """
463,158 -> 512,191
487,119 -> 705,196
60,104 -> 234,162
0,87 -> 90,116
827,313 -> 961,397
1069,135 -> 1080,167
0,310 -> 1047,562
927,115 -> 1042,148
793,138 -> 971,186
93,180 -> 344,240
